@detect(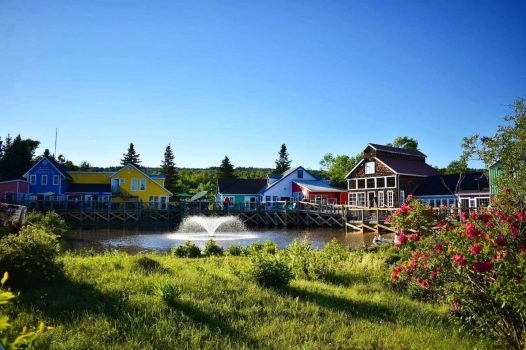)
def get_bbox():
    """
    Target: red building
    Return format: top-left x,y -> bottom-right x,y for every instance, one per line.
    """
292,180 -> 348,204
0,180 -> 29,202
